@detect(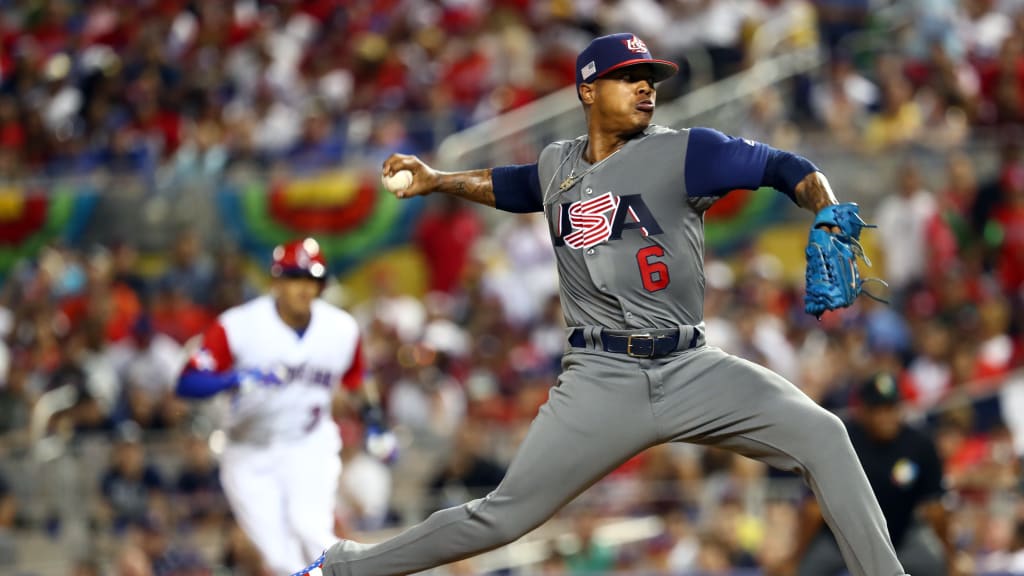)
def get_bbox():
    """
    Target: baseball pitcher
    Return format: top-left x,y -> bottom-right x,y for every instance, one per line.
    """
176,238 -> 364,575
292,33 -> 906,576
